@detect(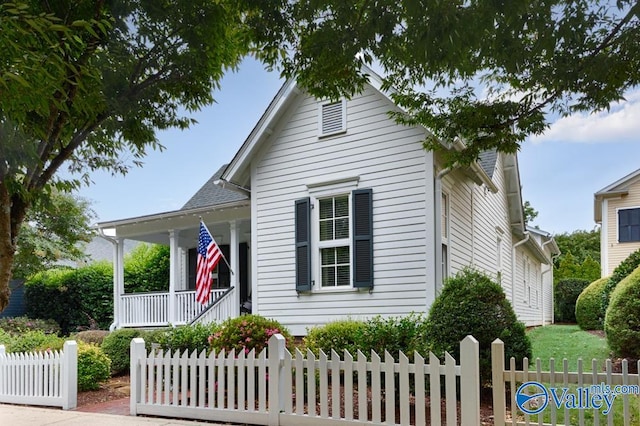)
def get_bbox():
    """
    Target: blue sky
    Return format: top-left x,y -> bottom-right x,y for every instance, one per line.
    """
77,57 -> 640,235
